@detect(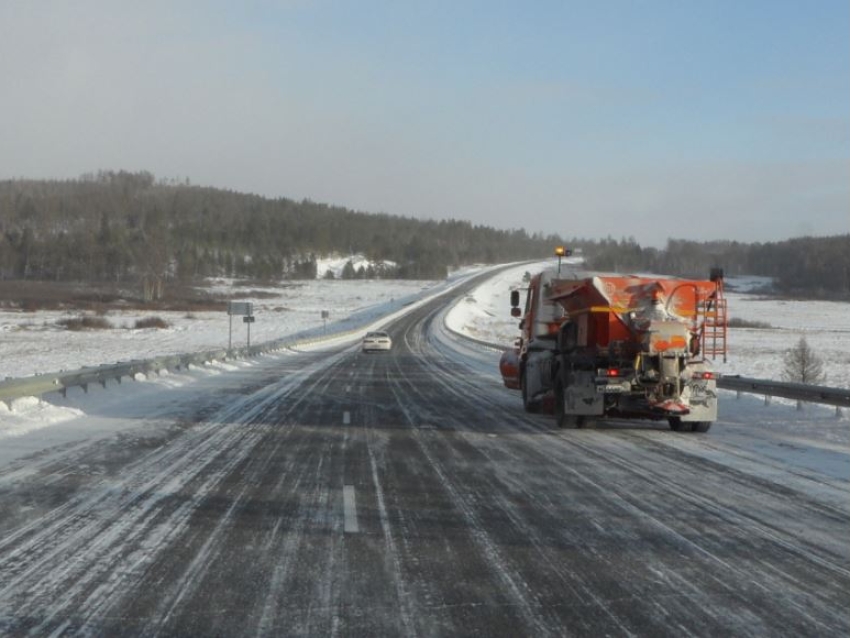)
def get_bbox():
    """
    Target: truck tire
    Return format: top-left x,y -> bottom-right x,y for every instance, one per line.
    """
668,417 -> 690,432
521,372 -> 538,413
554,375 -> 578,429
579,417 -> 598,429
668,418 -> 709,433
693,421 -> 712,433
